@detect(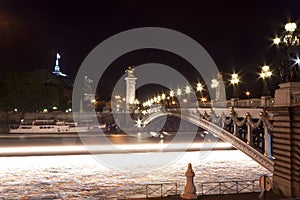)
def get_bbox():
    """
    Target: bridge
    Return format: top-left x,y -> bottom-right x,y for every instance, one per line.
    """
134,82 -> 300,198
140,100 -> 275,172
